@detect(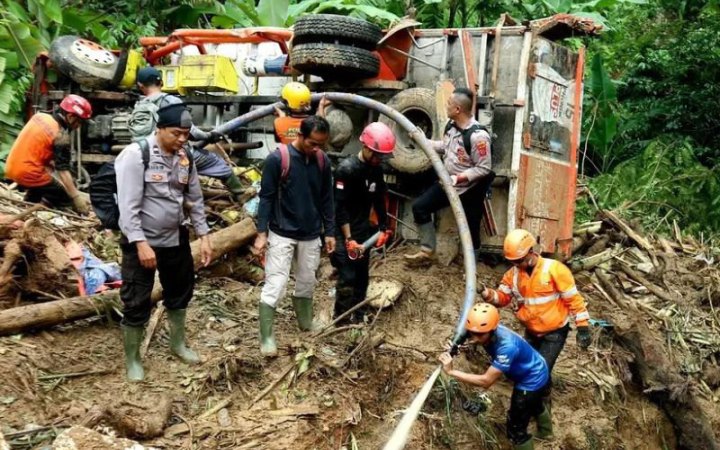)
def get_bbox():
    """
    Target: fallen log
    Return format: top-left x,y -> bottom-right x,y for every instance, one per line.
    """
615,320 -> 720,450
603,210 -> 659,267
617,262 -> 676,303
0,218 -> 256,336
